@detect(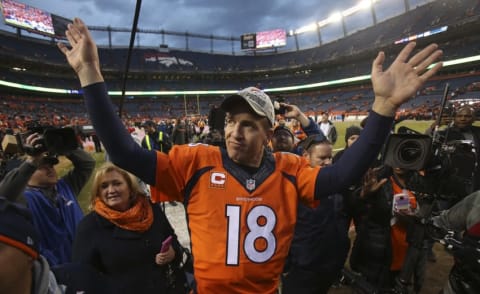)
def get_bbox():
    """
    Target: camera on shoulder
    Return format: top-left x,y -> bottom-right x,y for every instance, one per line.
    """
383,126 -> 475,198
15,122 -> 78,156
